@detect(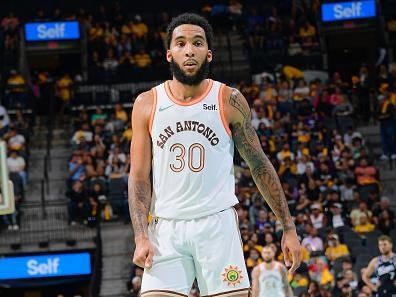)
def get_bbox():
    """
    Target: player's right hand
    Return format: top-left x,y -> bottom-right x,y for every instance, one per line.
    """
133,237 -> 155,269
